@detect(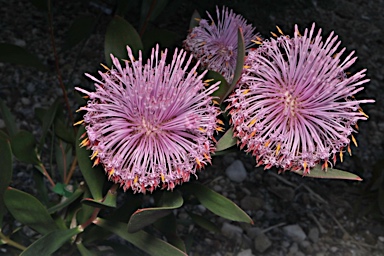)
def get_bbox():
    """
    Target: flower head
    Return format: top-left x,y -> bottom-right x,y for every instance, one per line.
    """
184,6 -> 259,83
76,45 -> 221,193
227,23 -> 374,174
